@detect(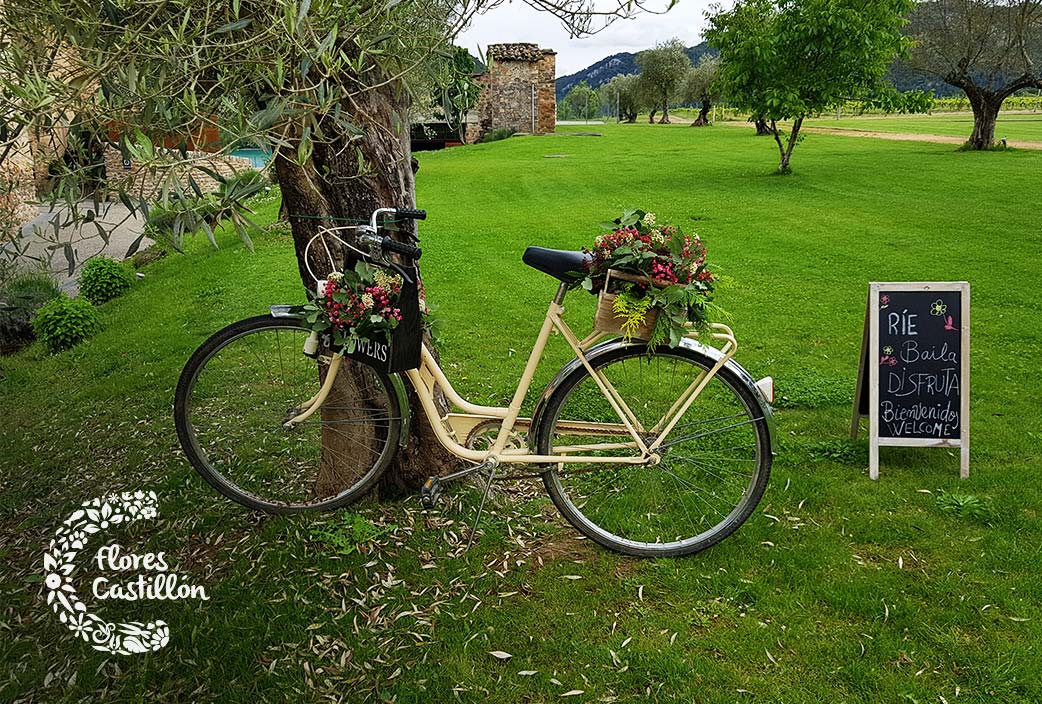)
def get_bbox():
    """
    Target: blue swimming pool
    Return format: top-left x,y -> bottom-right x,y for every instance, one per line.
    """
230,148 -> 272,169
